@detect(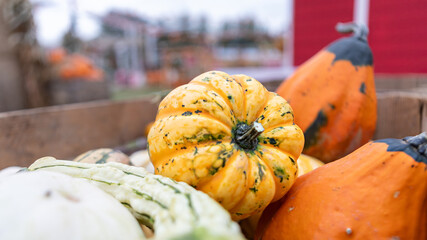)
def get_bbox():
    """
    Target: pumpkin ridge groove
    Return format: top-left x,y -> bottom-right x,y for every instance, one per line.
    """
190,81 -> 235,114
196,150 -> 240,189
253,151 -> 281,187
156,108 -> 234,128
258,144 -> 298,165
254,92 -> 274,123
196,150 -> 247,210
262,123 -> 295,136
228,153 -> 253,215
233,76 -> 248,122
153,141 -> 233,169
